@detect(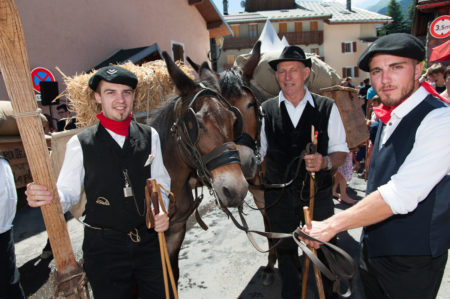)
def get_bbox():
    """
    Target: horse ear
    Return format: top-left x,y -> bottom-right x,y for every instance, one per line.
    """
199,62 -> 221,93
186,56 -> 200,73
242,40 -> 261,83
162,51 -> 196,97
